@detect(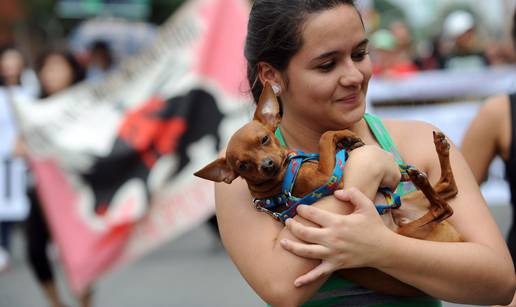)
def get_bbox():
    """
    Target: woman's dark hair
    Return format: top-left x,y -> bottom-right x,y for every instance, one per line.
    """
35,49 -> 86,98
89,39 -> 114,69
244,0 -> 359,102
